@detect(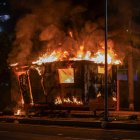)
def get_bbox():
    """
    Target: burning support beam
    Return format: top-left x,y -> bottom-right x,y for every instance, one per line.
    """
27,70 -> 34,105
16,76 -> 24,107
41,76 -> 47,96
12,66 -> 34,109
